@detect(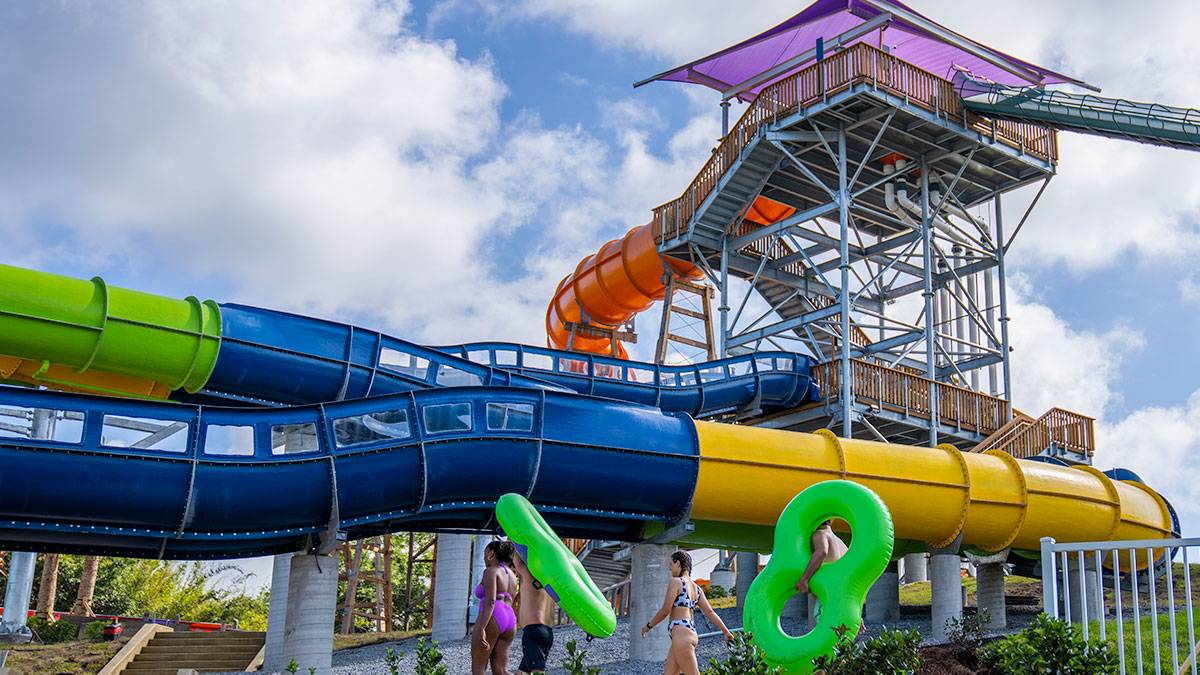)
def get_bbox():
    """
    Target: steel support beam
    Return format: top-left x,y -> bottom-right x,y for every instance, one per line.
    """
837,125 -> 853,438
